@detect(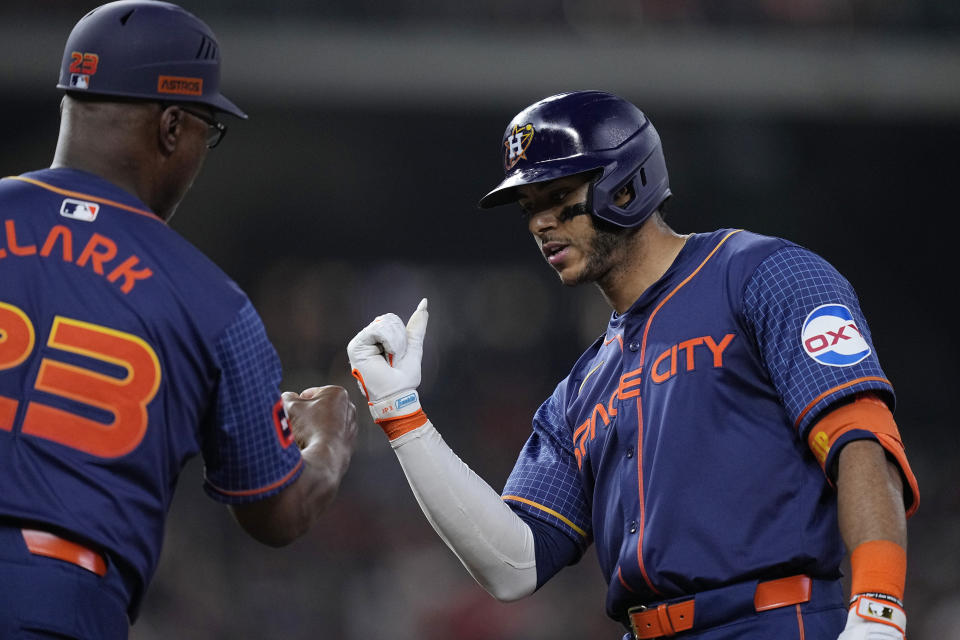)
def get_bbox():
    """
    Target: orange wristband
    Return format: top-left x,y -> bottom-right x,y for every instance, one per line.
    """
850,539 -> 906,601
379,409 -> 428,441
